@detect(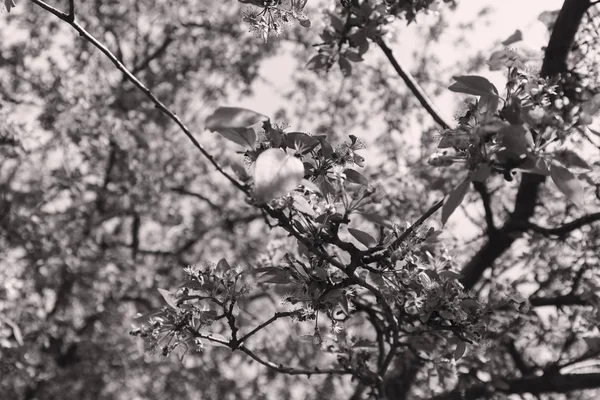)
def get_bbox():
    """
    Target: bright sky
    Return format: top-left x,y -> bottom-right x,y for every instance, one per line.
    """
239,0 -> 565,118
